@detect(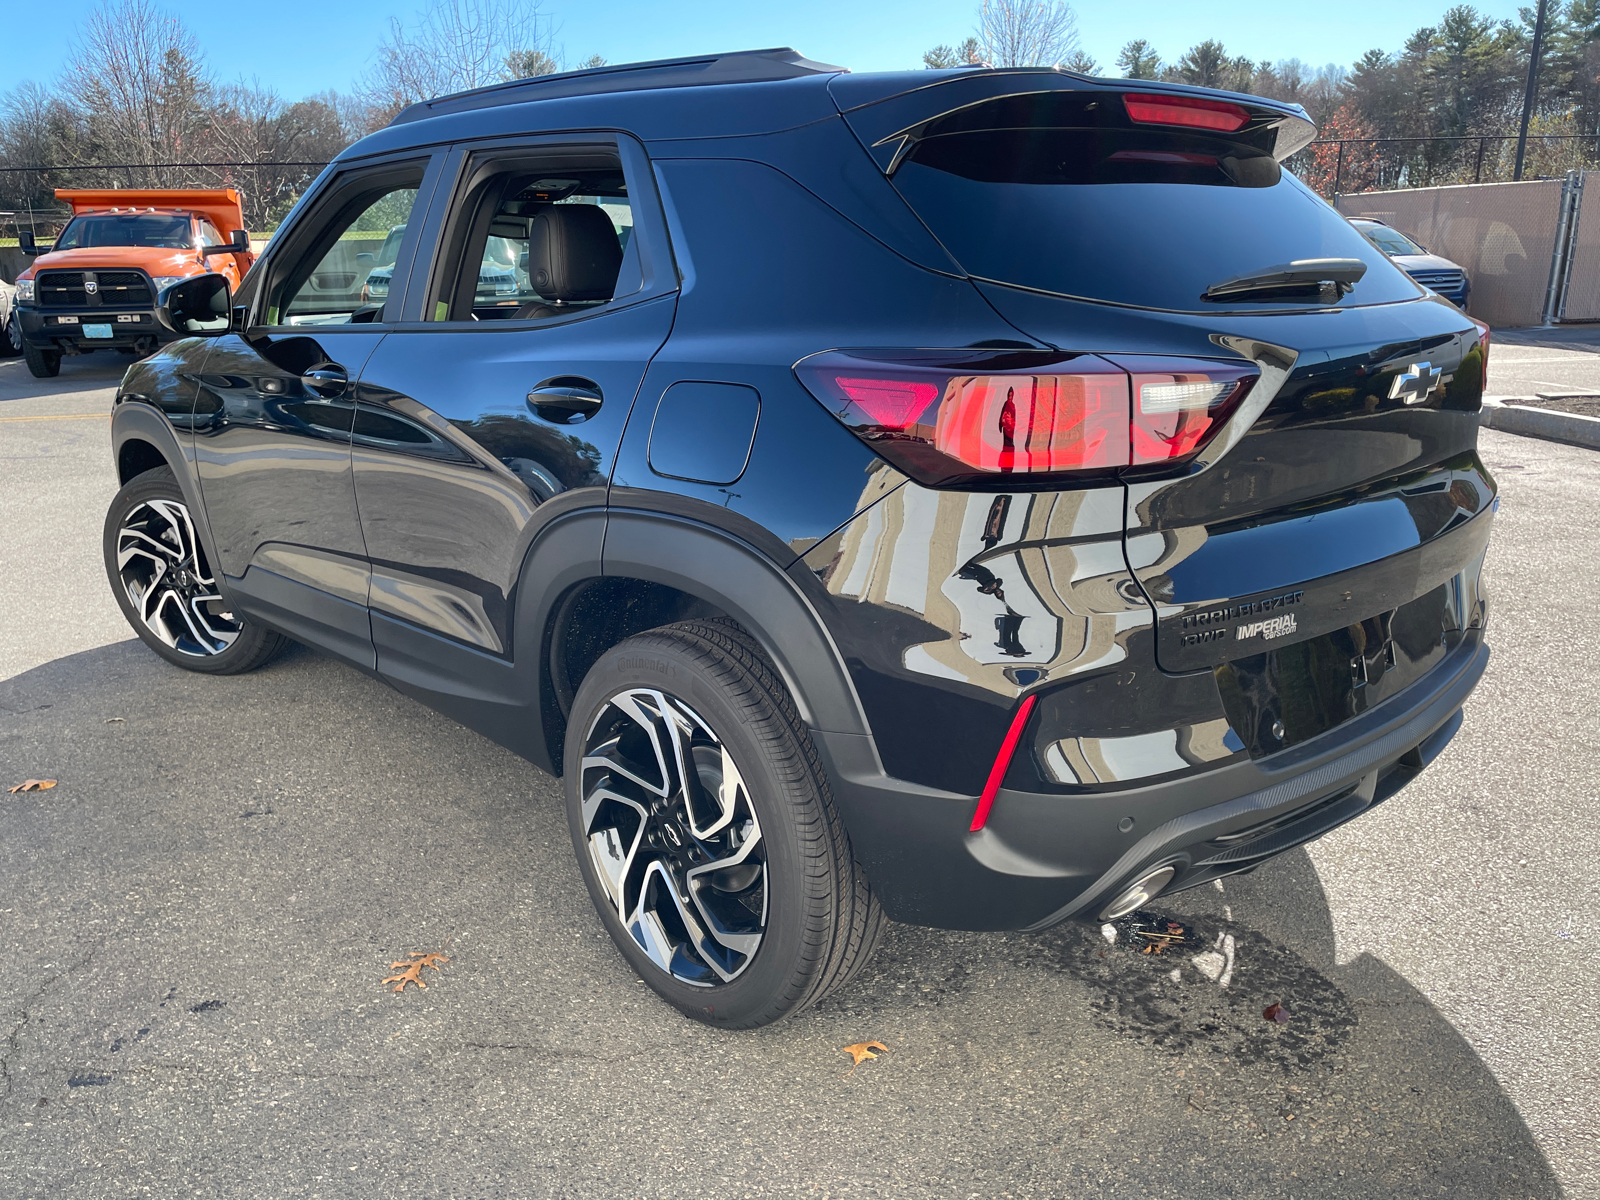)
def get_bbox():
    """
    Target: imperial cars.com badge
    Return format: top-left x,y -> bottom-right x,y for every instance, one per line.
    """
1236,613 -> 1299,641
